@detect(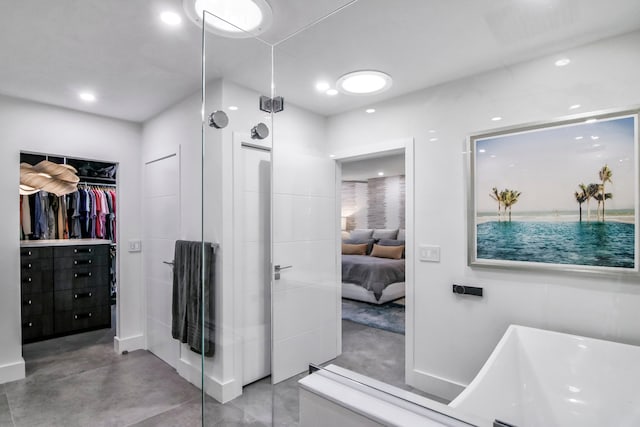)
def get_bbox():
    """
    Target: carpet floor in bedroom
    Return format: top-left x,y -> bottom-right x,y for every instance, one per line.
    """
341,298 -> 406,334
